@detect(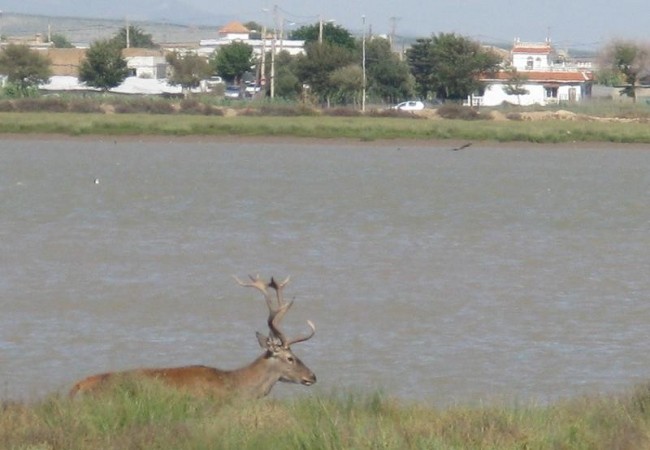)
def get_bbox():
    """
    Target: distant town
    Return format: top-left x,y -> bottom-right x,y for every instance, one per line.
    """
0,11 -> 646,106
